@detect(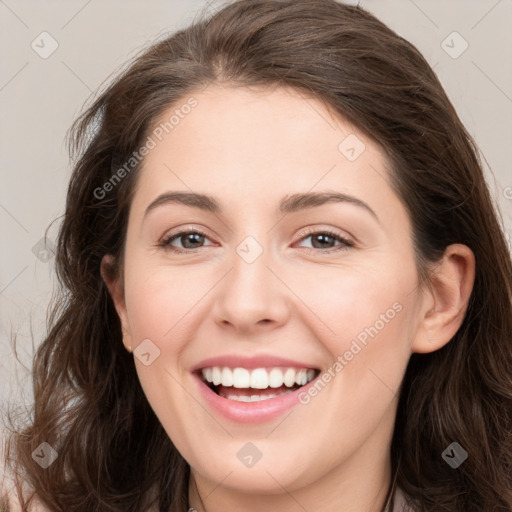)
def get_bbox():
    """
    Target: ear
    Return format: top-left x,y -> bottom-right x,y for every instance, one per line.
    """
100,254 -> 132,349
412,243 -> 475,354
